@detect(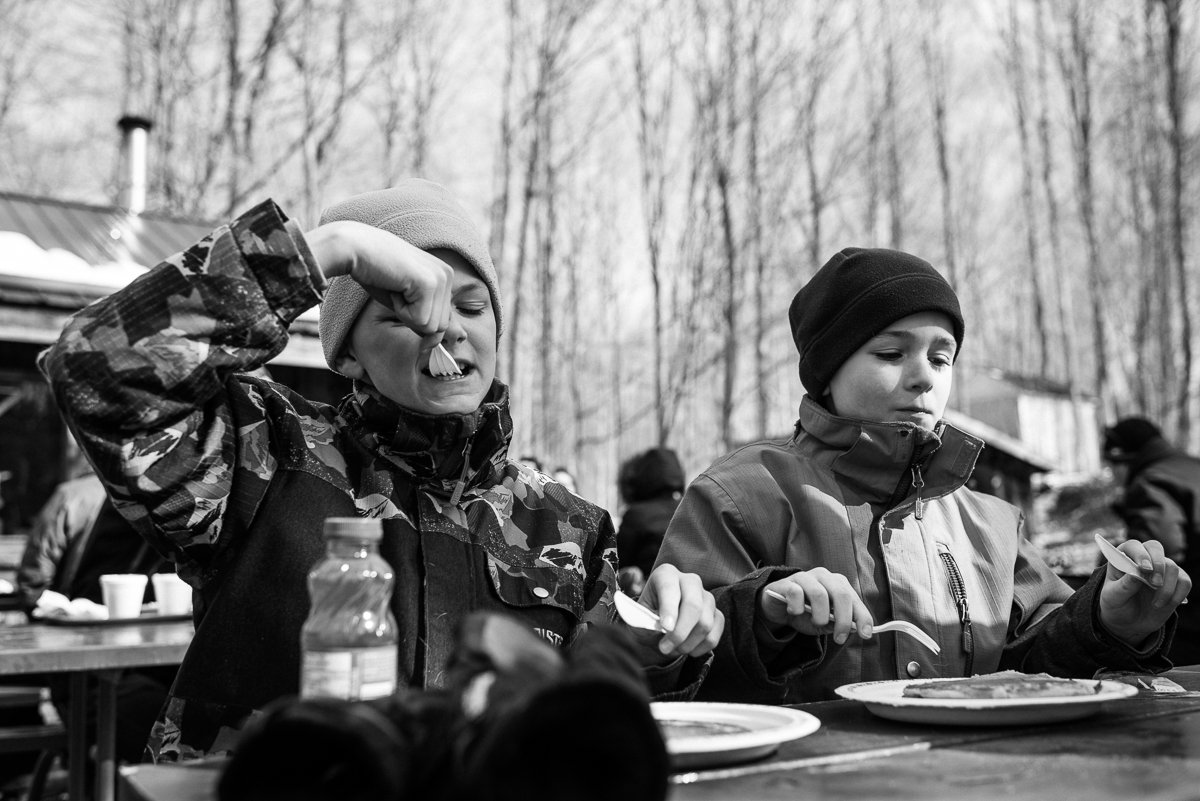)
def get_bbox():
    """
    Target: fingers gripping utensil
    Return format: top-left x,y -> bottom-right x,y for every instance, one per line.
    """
1094,532 -> 1158,590
764,588 -> 941,655
614,590 -> 668,633
429,343 -> 462,377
